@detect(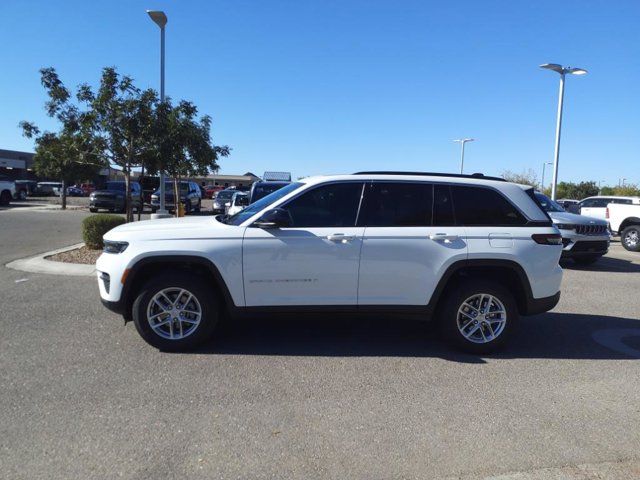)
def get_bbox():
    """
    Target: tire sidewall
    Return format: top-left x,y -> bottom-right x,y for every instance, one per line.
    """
132,273 -> 219,351
439,280 -> 518,354
622,226 -> 640,252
